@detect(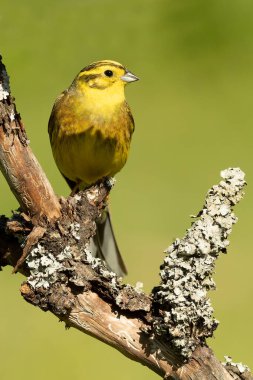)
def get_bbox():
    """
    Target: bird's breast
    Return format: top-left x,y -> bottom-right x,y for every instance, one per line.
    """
50,98 -> 134,186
